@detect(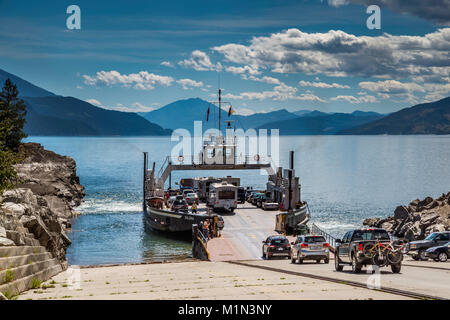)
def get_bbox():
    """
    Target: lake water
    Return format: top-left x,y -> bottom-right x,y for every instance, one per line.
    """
26,136 -> 450,265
